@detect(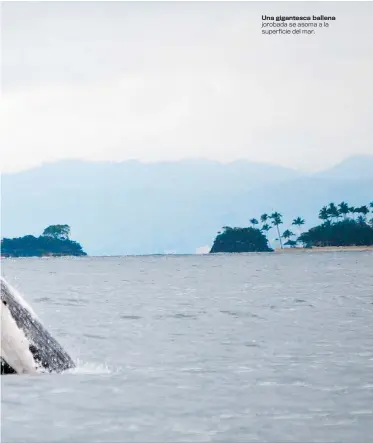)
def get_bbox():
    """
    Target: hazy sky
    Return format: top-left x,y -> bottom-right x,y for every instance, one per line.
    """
1,1 -> 373,173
